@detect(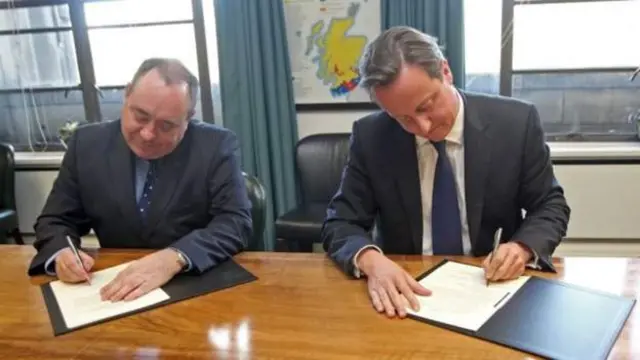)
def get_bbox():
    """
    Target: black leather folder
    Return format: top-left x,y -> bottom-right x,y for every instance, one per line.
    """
408,260 -> 636,360
41,259 -> 257,336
